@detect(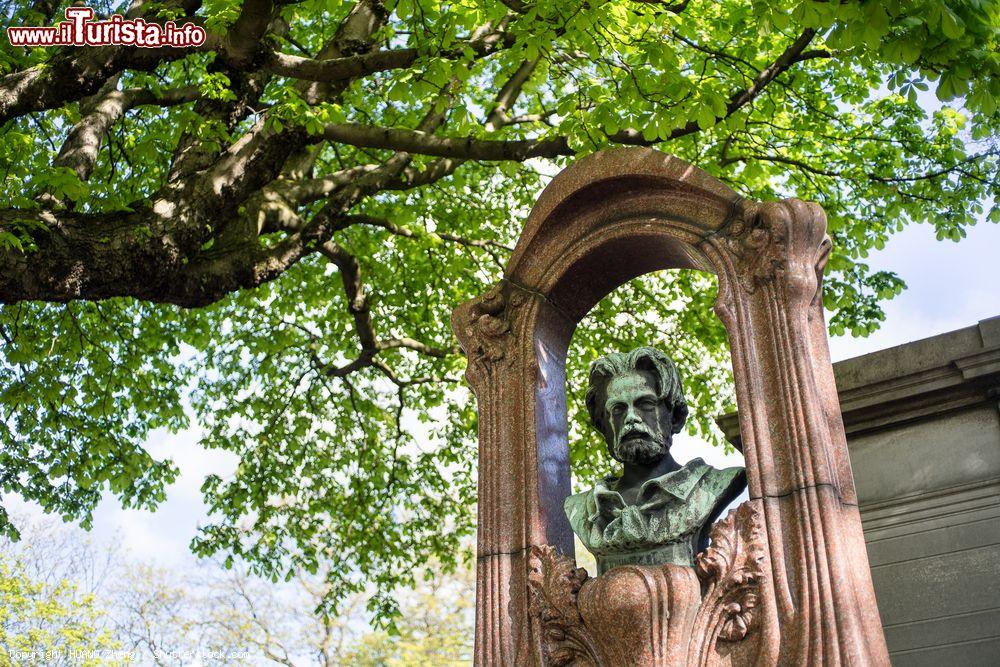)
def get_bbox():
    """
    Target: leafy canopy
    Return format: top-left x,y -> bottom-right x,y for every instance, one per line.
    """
1,0 -> 997,621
